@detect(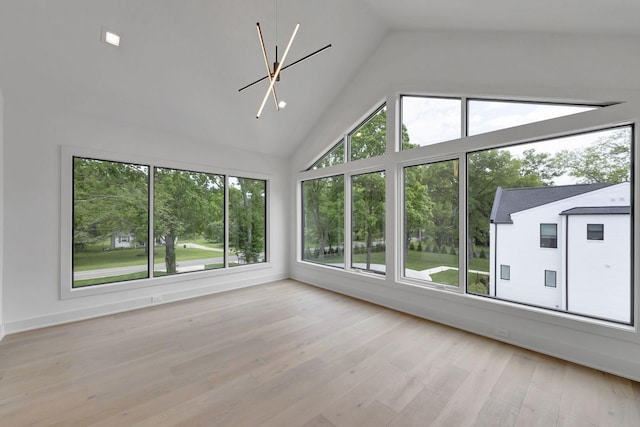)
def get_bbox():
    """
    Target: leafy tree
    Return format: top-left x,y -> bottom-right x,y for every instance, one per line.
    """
352,171 -> 385,269
228,178 -> 266,264
520,149 -> 565,185
73,158 -> 148,253
312,142 -> 344,169
154,169 -> 223,274
467,150 -> 543,249
350,107 -> 387,160
303,176 -> 344,260
557,128 -> 631,184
